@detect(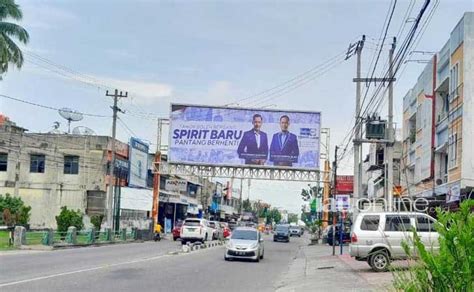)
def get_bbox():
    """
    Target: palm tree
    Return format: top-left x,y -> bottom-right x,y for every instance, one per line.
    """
0,0 -> 29,77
